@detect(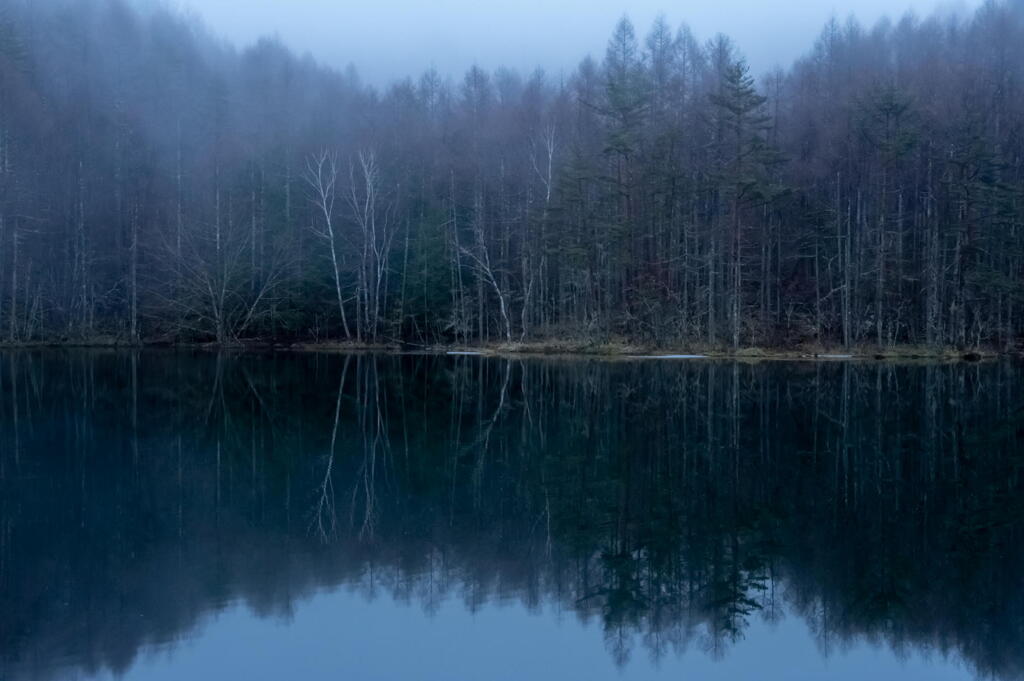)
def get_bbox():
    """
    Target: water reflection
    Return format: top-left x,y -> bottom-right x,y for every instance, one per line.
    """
0,351 -> 1022,680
